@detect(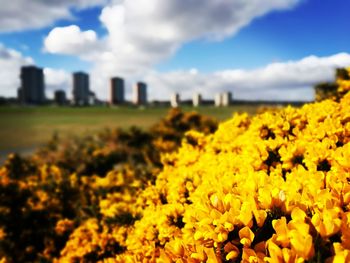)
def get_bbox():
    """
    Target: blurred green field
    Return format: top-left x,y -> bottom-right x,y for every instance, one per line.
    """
0,105 -> 258,158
